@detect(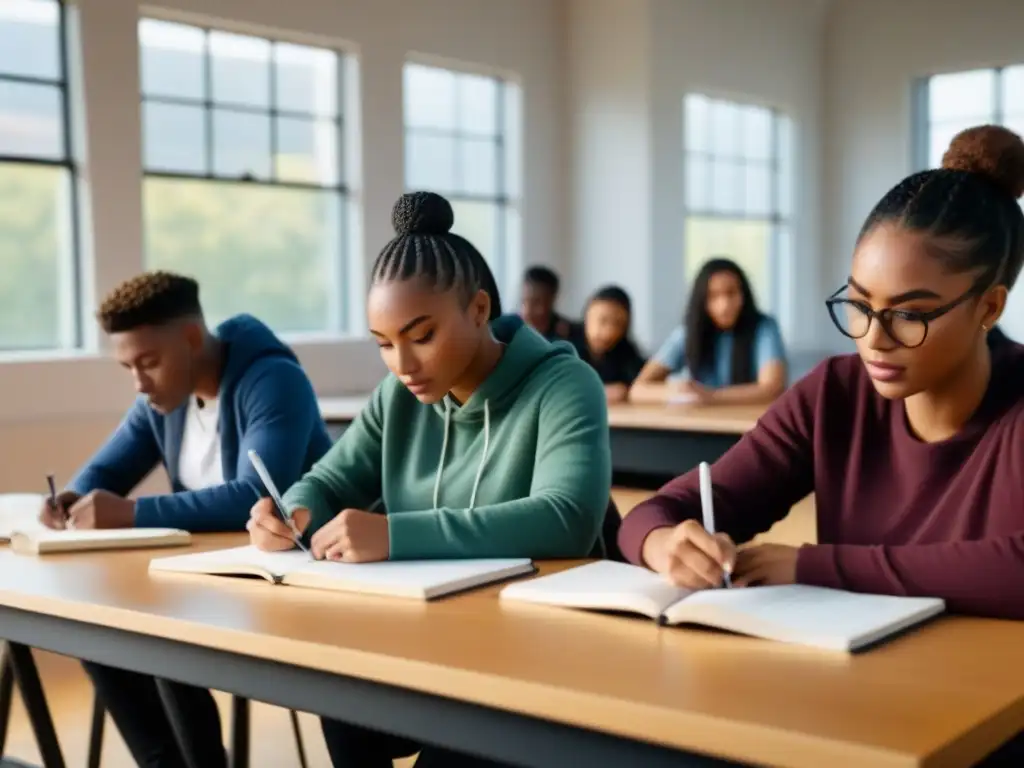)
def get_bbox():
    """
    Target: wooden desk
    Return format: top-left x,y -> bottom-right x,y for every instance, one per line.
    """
606,403 -> 764,488
0,538 -> 1020,768
320,396 -> 766,489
